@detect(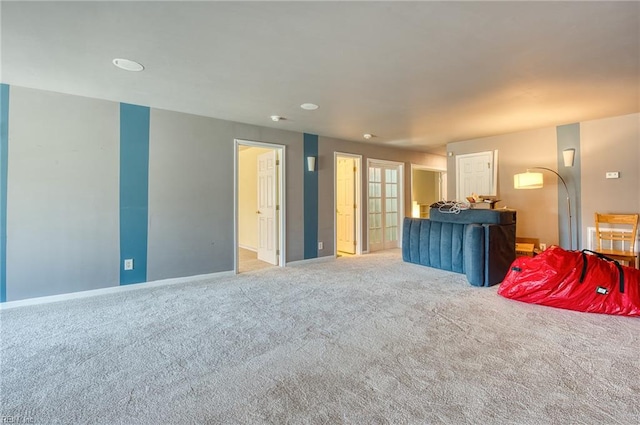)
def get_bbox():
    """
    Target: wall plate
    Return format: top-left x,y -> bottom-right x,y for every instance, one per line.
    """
124,259 -> 134,270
